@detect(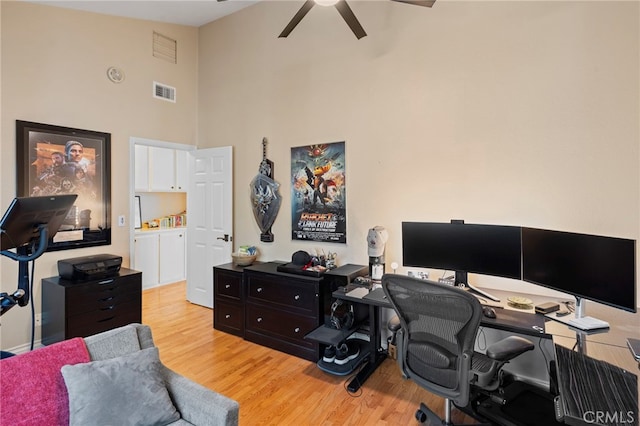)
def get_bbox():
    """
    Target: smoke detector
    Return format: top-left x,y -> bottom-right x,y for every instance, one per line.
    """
106,66 -> 125,83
